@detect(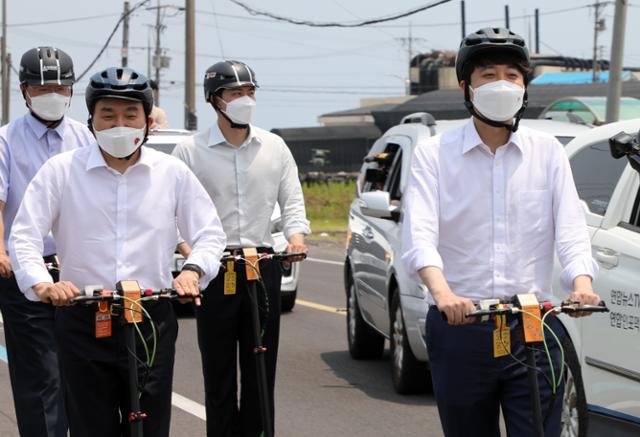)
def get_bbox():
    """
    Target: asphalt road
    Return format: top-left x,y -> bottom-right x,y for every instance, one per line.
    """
0,240 -> 443,436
